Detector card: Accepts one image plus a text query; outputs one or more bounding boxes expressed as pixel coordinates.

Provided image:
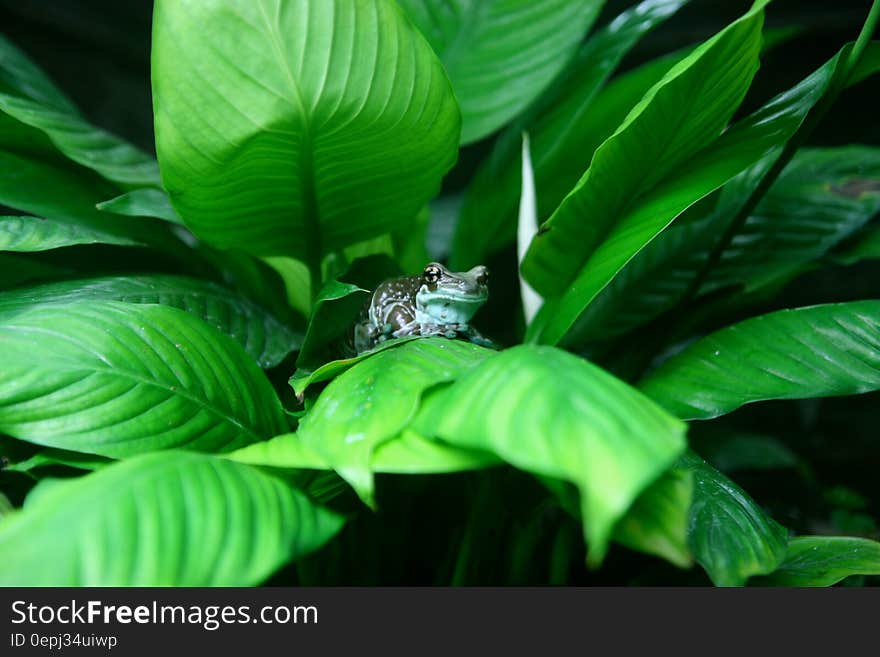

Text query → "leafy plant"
[1,0,879,586]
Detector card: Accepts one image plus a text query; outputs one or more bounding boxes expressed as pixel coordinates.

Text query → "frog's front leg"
[385,304,420,339]
[458,324,496,348]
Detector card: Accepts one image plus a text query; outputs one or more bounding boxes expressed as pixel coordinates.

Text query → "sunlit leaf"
[414,345,687,564]
[153,0,460,258]
[0,274,300,368]
[0,451,343,585]
[228,428,500,475]
[296,338,492,505]
[0,301,288,456]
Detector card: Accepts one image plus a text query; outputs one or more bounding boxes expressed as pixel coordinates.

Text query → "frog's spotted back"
[352,262,492,354]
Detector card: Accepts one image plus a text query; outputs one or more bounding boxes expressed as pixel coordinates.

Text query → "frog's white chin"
[415,300,482,325]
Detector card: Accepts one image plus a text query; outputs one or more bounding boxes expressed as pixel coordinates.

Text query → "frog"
[353,262,492,354]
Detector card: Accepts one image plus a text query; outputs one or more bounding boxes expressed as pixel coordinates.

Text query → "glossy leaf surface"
[681,451,788,586]
[0,215,139,251]
[0,451,343,585]
[453,0,690,267]
[297,338,492,504]
[0,275,300,368]
[640,302,880,420]
[414,345,687,563]
[522,0,769,297]
[152,0,460,258]
[754,536,880,586]
[0,301,288,456]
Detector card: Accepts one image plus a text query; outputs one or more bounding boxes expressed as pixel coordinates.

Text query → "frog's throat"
[415,289,487,325]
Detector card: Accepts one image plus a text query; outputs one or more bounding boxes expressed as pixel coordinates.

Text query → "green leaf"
[152,0,460,259]
[0,451,343,585]
[0,151,170,246]
[397,0,603,144]
[96,188,184,225]
[681,451,788,586]
[5,448,109,473]
[413,345,687,564]
[612,465,693,569]
[0,34,78,114]
[296,279,368,367]
[261,256,313,319]
[453,0,690,267]
[296,338,492,505]
[834,224,880,265]
[753,536,880,586]
[708,145,880,293]
[523,0,769,298]
[228,428,500,475]
[528,40,859,347]
[0,301,288,457]
[0,274,300,368]
[639,302,880,420]
[0,215,140,251]
[573,144,880,342]
[289,335,422,396]
[0,35,160,188]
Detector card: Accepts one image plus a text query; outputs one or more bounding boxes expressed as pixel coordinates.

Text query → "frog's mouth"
[416,289,487,324]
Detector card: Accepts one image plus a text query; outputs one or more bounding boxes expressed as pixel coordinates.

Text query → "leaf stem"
[847,0,880,80]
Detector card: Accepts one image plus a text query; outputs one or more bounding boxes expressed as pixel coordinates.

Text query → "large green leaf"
[228,428,500,474]
[0,35,160,188]
[152,0,460,259]
[527,39,860,347]
[0,274,300,368]
[0,215,140,251]
[0,301,288,456]
[639,302,880,420]
[681,451,788,586]
[753,536,880,586]
[0,451,343,585]
[295,338,492,505]
[453,0,690,268]
[397,0,602,144]
[413,345,687,563]
[522,0,768,298]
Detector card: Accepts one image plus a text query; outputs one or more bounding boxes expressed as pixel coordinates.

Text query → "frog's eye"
[476,268,490,286]
[423,265,442,283]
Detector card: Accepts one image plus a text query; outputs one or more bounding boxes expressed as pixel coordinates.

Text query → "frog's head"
[415,262,489,325]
